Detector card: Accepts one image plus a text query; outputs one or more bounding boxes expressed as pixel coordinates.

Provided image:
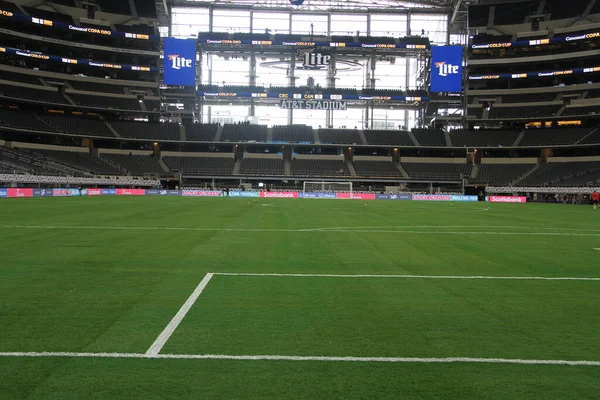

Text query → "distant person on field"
[592,191,599,210]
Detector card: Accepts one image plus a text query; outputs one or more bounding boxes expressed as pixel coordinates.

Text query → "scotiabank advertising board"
[336,193,376,200]
[488,196,527,203]
[7,188,33,198]
[260,191,299,199]
[116,189,145,196]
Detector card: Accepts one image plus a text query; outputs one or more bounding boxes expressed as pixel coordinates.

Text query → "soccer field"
[0,197,599,399]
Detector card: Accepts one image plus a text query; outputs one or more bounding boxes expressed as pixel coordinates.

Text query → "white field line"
[0,352,598,366]
[2,225,600,237]
[214,272,600,281]
[145,273,214,356]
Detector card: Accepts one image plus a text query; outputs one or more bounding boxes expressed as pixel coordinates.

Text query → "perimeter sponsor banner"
[164,38,196,86]
[376,194,412,200]
[34,188,54,197]
[86,188,103,196]
[229,191,260,198]
[116,189,145,196]
[0,188,7,197]
[302,192,337,199]
[146,190,182,196]
[430,46,463,93]
[336,193,376,200]
[52,188,80,197]
[260,191,300,199]
[413,194,477,202]
[182,190,221,197]
[7,188,33,198]
[102,189,116,195]
[280,100,347,110]
[487,196,527,203]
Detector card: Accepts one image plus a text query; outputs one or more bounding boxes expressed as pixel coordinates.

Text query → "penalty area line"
[145,273,214,356]
[0,352,598,366]
[213,272,600,281]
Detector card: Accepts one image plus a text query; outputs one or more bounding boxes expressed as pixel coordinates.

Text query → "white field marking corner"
[0,352,598,366]
[145,273,214,356]
[213,272,600,281]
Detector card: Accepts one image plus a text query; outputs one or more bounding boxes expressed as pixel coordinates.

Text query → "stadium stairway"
[232,160,242,175]
[395,161,409,178]
[346,160,357,177]
[513,129,526,146]
[284,159,291,175]
[62,93,76,106]
[313,128,321,144]
[511,162,540,185]
[444,130,452,147]
[105,122,121,138]
[266,127,273,142]
[139,101,148,112]
[408,130,420,146]
[215,125,224,141]
[357,130,368,145]
[575,126,600,144]
[470,164,478,180]
[179,125,186,141]
[158,157,171,174]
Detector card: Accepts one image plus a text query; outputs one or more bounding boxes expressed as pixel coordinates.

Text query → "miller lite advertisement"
[430,46,463,93]
[164,38,196,86]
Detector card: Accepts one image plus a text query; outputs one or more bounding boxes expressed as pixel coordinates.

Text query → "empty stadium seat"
[402,163,472,180]
[353,161,403,177]
[451,129,521,147]
[363,130,414,146]
[472,164,536,185]
[291,159,350,176]
[184,123,219,141]
[272,125,313,143]
[111,121,180,141]
[411,129,446,146]
[239,158,284,175]
[318,129,362,145]
[222,124,268,142]
[163,156,235,175]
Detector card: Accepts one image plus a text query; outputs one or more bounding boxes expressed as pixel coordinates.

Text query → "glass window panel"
[213,9,251,33]
[253,12,289,34]
[372,57,408,90]
[171,7,209,38]
[210,56,250,86]
[291,14,327,35]
[369,14,408,37]
[204,105,249,124]
[372,109,406,130]
[331,14,367,36]
[256,106,289,127]
[293,109,327,128]
[256,56,293,88]
[335,56,366,89]
[331,109,364,129]
[410,13,448,46]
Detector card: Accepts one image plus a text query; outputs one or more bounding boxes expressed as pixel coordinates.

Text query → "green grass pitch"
[0,197,599,399]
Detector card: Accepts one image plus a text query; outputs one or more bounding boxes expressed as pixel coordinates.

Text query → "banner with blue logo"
[376,194,412,200]
[430,46,463,93]
[0,188,7,197]
[164,38,196,86]
[229,191,260,198]
[302,192,337,199]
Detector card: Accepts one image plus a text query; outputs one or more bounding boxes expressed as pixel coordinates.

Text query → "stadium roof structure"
[176,0,452,11]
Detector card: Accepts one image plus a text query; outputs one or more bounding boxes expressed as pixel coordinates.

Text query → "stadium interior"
[0,0,599,194]
[2,1,600,398]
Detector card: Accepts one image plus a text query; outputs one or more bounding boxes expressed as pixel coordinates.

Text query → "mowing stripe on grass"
[2,225,600,236]
[214,272,600,281]
[145,273,214,356]
[0,352,599,366]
